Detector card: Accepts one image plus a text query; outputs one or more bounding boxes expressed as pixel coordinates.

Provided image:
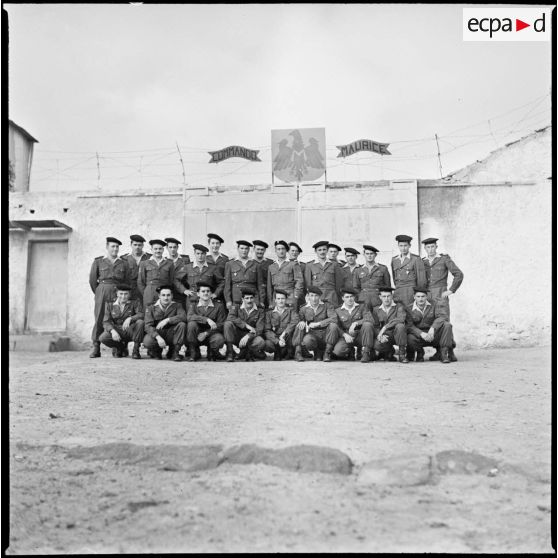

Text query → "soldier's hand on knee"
[343,333,354,343]
[111,329,121,342]
[278,337,286,347]
[420,332,429,342]
[239,334,250,348]
[198,332,209,342]
[122,317,132,332]
[206,318,217,330]
[156,335,166,348]
[246,325,256,335]
[297,321,306,331]
[156,318,170,330]
[348,324,357,336]
[379,334,388,344]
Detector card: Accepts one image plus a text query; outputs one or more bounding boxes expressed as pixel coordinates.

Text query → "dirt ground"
[7,346,554,554]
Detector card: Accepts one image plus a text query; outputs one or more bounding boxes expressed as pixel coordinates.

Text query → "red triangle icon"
[516,19,530,31]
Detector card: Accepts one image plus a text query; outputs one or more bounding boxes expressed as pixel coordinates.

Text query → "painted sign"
[271,128,326,183]
[336,139,391,158]
[208,145,261,163]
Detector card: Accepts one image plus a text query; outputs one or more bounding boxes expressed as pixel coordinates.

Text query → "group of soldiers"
[89,232,463,364]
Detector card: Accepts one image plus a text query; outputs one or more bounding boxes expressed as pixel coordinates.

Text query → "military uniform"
[120,252,151,300]
[167,254,191,306]
[254,257,274,307]
[330,303,375,359]
[263,306,299,359]
[341,263,362,293]
[206,253,229,281]
[423,253,463,311]
[371,302,407,357]
[175,261,224,305]
[89,256,130,345]
[406,300,454,361]
[99,299,144,354]
[224,258,265,306]
[142,300,187,357]
[224,303,266,358]
[137,257,176,309]
[267,259,304,310]
[356,263,392,309]
[292,300,338,358]
[304,260,344,307]
[186,299,227,359]
[391,253,426,306]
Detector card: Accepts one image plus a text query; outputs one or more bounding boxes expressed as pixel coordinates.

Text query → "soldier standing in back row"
[88,237,130,358]
[391,234,426,307]
[252,240,273,307]
[304,240,344,307]
[267,240,304,311]
[288,241,307,308]
[357,245,392,309]
[224,240,266,308]
[341,247,362,292]
[120,234,150,301]
[137,239,176,308]
[165,237,190,307]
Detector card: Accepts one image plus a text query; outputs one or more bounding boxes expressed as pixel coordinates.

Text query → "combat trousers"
[91,283,117,343]
[407,321,454,350]
[263,330,294,354]
[223,322,265,352]
[186,322,225,350]
[292,323,338,351]
[359,289,381,309]
[393,285,415,307]
[143,322,187,350]
[427,286,451,318]
[99,320,145,348]
[332,322,375,358]
[374,323,407,353]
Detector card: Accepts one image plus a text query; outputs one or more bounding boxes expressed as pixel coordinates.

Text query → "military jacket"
[267,260,304,302]
[406,301,448,335]
[357,263,392,292]
[422,254,464,292]
[341,264,362,292]
[144,301,187,336]
[120,252,151,288]
[224,259,265,304]
[297,301,336,329]
[89,256,130,293]
[264,307,298,338]
[304,260,344,304]
[137,258,175,295]
[186,300,227,332]
[371,303,406,332]
[391,253,427,289]
[206,253,229,276]
[103,299,143,331]
[334,303,371,333]
[175,262,224,300]
[226,304,265,336]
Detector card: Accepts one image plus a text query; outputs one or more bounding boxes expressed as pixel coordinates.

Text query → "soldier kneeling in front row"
[186,281,227,362]
[264,289,299,361]
[99,284,144,359]
[406,286,456,363]
[143,285,187,361]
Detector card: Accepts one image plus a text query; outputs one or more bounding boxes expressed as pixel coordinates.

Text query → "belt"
[100,280,117,284]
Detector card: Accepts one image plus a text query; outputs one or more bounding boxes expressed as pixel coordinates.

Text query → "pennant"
[208,145,261,163]
[336,139,391,158]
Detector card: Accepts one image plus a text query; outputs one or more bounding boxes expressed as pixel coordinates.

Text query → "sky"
[6,4,553,191]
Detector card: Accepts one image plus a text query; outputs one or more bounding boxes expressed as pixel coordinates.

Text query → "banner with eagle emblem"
[271,128,326,183]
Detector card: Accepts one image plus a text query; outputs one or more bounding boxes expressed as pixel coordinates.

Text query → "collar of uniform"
[234,257,252,263]
[210,252,222,259]
[166,255,180,263]
[399,254,410,261]
[380,302,397,312]
[193,261,208,269]
[427,254,438,262]
[412,300,431,312]
[150,255,164,264]
[343,263,359,269]
[114,300,128,309]
[273,306,287,314]
[312,258,329,265]
[364,262,378,269]
[274,258,287,266]
[240,302,257,314]
[303,301,324,309]
[154,299,172,310]
[197,299,214,308]
[341,303,357,313]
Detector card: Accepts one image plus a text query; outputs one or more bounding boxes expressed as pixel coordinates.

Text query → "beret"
[115,284,131,291]
[149,239,167,247]
[341,287,358,295]
[395,234,413,243]
[312,240,329,249]
[307,286,323,296]
[413,286,428,294]
[129,234,146,243]
[237,240,253,247]
[192,243,209,252]
[156,284,174,293]
[289,242,303,253]
[274,289,289,297]
[240,287,256,296]
[421,237,439,245]
[106,236,122,245]
[207,233,224,243]
[362,245,379,253]
[196,281,214,291]
[164,237,181,245]
[344,247,360,255]
[378,285,394,293]
[252,240,269,249]
[327,243,342,251]
[274,240,289,250]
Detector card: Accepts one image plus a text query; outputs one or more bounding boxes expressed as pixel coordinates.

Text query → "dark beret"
[196,281,214,291]
[149,239,167,247]
[421,237,439,245]
[274,289,289,297]
[289,242,303,253]
[192,243,209,252]
[327,243,342,251]
[115,284,131,291]
[106,237,122,245]
[164,237,181,245]
[252,240,269,249]
[344,247,360,255]
[156,284,174,293]
[395,234,413,243]
[207,233,224,243]
[341,287,358,296]
[307,286,323,296]
[237,240,253,247]
[378,285,394,293]
[129,234,146,243]
[413,286,428,294]
[274,240,289,250]
[312,240,329,249]
[240,287,256,297]
[363,245,379,253]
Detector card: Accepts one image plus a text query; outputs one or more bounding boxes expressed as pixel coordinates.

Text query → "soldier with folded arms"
[372,285,409,363]
[406,286,456,364]
[142,285,187,362]
[263,289,299,361]
[98,284,144,359]
[185,282,227,362]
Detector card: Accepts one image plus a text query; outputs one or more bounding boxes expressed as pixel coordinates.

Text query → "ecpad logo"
[463,8,551,41]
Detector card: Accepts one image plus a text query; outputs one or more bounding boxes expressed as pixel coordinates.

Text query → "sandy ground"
[8,346,554,554]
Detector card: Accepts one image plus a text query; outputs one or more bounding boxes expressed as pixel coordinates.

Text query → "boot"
[131,343,141,359]
[121,344,129,357]
[89,342,101,358]
[415,348,425,363]
[440,347,451,363]
[301,346,312,359]
[360,348,371,363]
[153,347,163,360]
[273,349,281,361]
[323,344,333,362]
[187,343,198,362]
[313,348,323,361]
[356,346,362,361]
[294,346,304,362]
[449,348,458,362]
[406,348,415,362]
[346,344,355,361]
[429,350,441,361]
[166,344,174,360]
[386,350,397,362]
[226,343,235,362]
[398,346,409,363]
[112,347,120,358]
[172,346,182,362]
